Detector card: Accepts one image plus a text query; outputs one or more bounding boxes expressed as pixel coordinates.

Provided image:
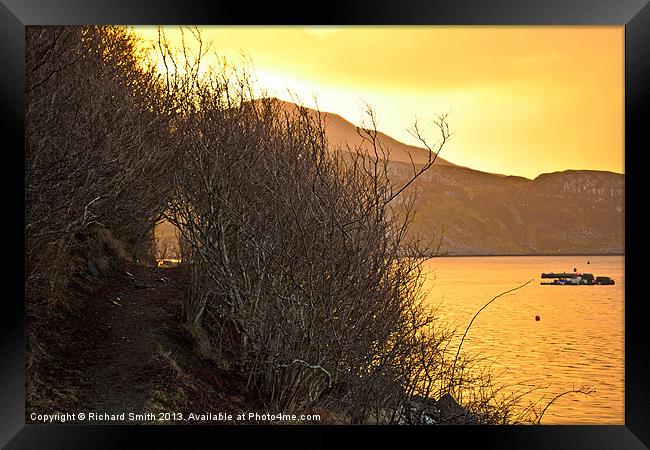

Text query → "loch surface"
[422,255,624,424]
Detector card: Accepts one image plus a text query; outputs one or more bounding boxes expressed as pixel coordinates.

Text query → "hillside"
[284,100,625,256]
[276,99,458,167]
[396,165,624,255]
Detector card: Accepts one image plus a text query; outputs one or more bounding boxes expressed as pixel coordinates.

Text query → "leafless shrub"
[26,26,182,306]
[25,25,187,410]
[156,32,458,419]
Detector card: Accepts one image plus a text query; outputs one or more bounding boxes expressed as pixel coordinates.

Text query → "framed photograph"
[3,0,648,448]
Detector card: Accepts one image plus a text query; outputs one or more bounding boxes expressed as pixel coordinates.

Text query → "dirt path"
[70,263,182,421]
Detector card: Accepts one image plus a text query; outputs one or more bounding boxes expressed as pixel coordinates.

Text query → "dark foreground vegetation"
[26,26,590,425]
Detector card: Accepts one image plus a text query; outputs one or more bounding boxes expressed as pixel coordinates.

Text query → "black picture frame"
[2,0,648,448]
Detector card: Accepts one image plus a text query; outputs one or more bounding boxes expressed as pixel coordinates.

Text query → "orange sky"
[134,26,624,179]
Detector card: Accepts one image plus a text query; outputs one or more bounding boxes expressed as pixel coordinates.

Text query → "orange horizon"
[134,26,624,180]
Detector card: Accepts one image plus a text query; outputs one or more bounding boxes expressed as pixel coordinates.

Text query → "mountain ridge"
[278,100,624,256]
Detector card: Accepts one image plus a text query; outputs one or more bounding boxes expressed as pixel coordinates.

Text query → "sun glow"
[134,26,624,179]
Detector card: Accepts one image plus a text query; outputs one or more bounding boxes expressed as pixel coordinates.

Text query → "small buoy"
[587,260,591,264]
[535,315,541,321]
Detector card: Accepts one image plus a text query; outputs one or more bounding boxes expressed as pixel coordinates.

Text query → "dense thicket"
[25,26,185,408]
[26,26,182,301]
[161,53,469,420]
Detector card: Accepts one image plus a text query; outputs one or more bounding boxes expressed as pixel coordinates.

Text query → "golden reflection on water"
[422,255,624,424]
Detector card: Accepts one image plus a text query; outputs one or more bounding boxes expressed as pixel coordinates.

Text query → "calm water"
[421,255,624,424]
